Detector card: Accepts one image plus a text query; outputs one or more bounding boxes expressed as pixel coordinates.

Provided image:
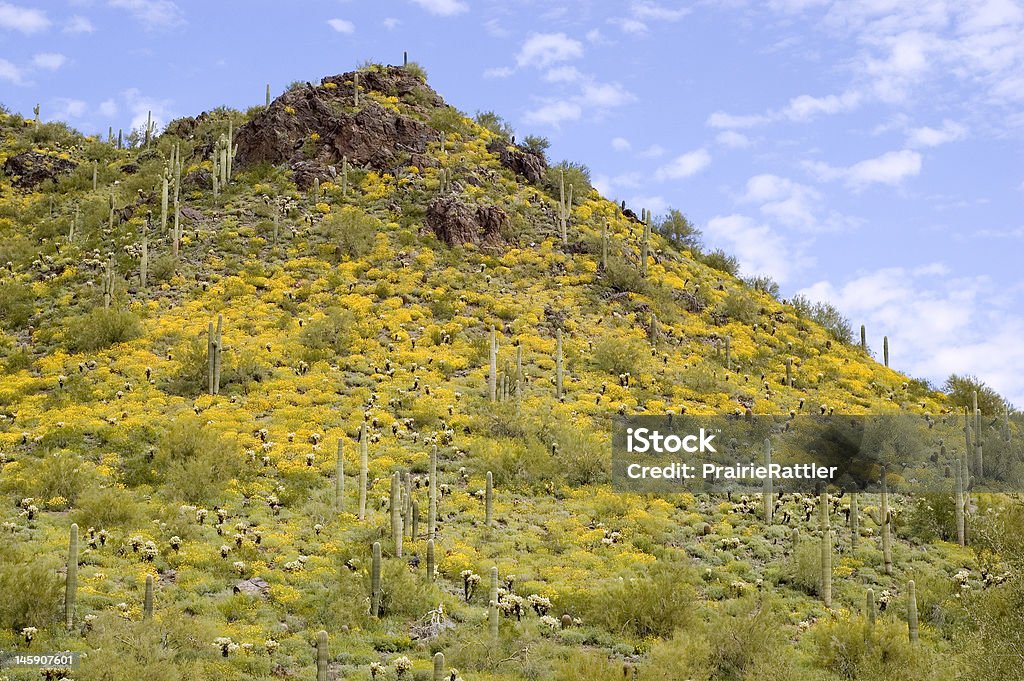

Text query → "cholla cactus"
[461,570,480,602]
[213,637,239,657]
[393,656,412,678]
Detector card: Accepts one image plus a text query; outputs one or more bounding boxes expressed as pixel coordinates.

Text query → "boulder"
[487,140,546,184]
[426,195,508,248]
[3,151,77,189]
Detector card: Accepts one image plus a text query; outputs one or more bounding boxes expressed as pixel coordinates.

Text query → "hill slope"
[0,64,1021,681]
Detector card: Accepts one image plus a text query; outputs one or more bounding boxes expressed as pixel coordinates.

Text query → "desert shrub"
[943,374,1006,416]
[0,281,34,329]
[582,562,697,638]
[791,294,853,344]
[73,484,143,529]
[64,307,142,352]
[161,335,207,396]
[905,494,957,543]
[522,134,550,157]
[403,60,428,82]
[155,416,239,503]
[601,257,647,294]
[428,107,471,136]
[475,110,513,139]
[3,345,32,373]
[1,449,99,508]
[781,541,822,597]
[0,543,62,631]
[697,249,740,276]
[313,206,379,259]
[716,289,759,324]
[553,651,629,681]
[471,435,559,489]
[744,274,781,299]
[812,616,921,680]
[591,334,648,376]
[544,161,591,204]
[150,253,178,282]
[655,208,701,250]
[368,557,436,619]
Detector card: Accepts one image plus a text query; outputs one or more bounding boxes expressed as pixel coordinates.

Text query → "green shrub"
[428,107,471,136]
[697,249,740,276]
[314,207,379,260]
[475,110,513,139]
[812,616,921,680]
[591,334,648,376]
[601,257,647,294]
[791,294,853,344]
[544,161,591,204]
[581,562,696,638]
[155,416,239,503]
[0,544,62,631]
[744,274,781,299]
[73,484,143,529]
[716,289,759,324]
[655,208,701,251]
[522,135,550,157]
[0,281,34,329]
[65,307,142,352]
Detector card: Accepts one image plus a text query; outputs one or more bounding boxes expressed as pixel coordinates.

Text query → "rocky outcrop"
[233,66,442,186]
[487,140,546,184]
[3,151,77,189]
[426,195,508,247]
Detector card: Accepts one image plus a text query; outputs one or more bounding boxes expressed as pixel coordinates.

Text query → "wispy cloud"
[716,130,751,148]
[63,15,95,34]
[32,52,66,71]
[610,1,690,35]
[806,149,922,189]
[706,214,812,284]
[409,0,468,17]
[516,33,583,69]
[108,0,184,29]
[522,100,581,126]
[906,119,967,148]
[655,149,711,180]
[0,58,23,84]
[0,2,49,33]
[326,18,354,34]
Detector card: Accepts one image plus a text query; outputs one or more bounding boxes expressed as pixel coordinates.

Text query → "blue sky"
[2,0,1023,406]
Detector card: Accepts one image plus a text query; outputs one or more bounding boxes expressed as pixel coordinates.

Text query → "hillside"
[0,63,1021,681]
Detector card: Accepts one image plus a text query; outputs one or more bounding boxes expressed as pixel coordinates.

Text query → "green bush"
[314,207,379,260]
[0,281,34,329]
[716,289,759,324]
[791,294,853,344]
[591,334,648,376]
[475,110,513,139]
[601,257,647,294]
[698,249,740,276]
[65,307,142,352]
[0,543,62,631]
[73,484,142,529]
[581,562,696,638]
[155,416,239,503]
[812,616,921,680]
[655,208,701,251]
[544,161,591,204]
[428,107,471,136]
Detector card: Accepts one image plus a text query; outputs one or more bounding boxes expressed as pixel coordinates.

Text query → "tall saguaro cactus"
[144,574,154,620]
[866,588,876,627]
[391,472,403,557]
[883,335,889,367]
[426,539,436,583]
[555,329,564,400]
[955,459,966,546]
[370,541,382,617]
[489,566,499,639]
[860,324,867,351]
[433,652,445,681]
[335,439,345,512]
[820,490,832,608]
[65,523,79,629]
[488,326,497,402]
[316,630,329,681]
[850,492,859,551]
[762,439,773,523]
[907,580,919,643]
[485,471,494,527]
[207,315,223,395]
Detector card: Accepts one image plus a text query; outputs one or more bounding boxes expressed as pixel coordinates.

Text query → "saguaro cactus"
[860,324,867,351]
[65,523,79,628]
[555,329,564,399]
[558,170,571,244]
[601,218,609,270]
[725,335,732,371]
[207,315,223,395]
[955,460,965,547]
[866,588,876,626]
[907,580,919,643]
[433,652,445,681]
[160,175,169,233]
[640,211,651,277]
[391,473,403,557]
[316,630,329,681]
[102,257,115,308]
[426,538,436,583]
[370,541,382,617]
[358,422,368,521]
[266,83,271,107]
[489,566,499,639]
[144,574,154,620]
[485,471,494,527]
[762,439,773,523]
[820,492,832,608]
[850,492,859,551]
[883,335,889,367]
[785,357,793,387]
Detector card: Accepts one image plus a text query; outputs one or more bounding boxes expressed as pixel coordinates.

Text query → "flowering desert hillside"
[0,63,1021,681]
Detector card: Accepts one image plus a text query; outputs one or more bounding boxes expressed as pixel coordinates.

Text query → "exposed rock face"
[3,151,77,189]
[233,66,442,185]
[426,195,508,247]
[487,140,546,184]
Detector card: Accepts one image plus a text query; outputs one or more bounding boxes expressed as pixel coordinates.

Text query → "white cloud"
[0,2,49,33]
[638,144,665,158]
[326,18,354,33]
[585,28,603,43]
[716,130,750,148]
[32,52,66,70]
[409,0,467,16]
[483,66,513,79]
[516,32,583,69]
[907,119,967,147]
[807,150,922,189]
[0,58,23,84]
[741,174,824,231]
[383,17,399,29]
[611,137,631,152]
[782,90,861,121]
[580,82,634,108]
[63,15,94,34]
[706,214,808,284]
[614,18,648,34]
[98,99,118,117]
[53,98,87,119]
[123,87,174,133]
[655,149,711,180]
[544,65,582,83]
[631,1,690,21]
[706,111,771,128]
[523,100,581,126]
[798,266,1024,407]
[108,0,184,29]
[626,194,669,216]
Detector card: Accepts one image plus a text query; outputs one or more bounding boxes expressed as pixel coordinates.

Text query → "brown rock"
[487,140,546,184]
[426,195,508,248]
[3,151,77,189]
